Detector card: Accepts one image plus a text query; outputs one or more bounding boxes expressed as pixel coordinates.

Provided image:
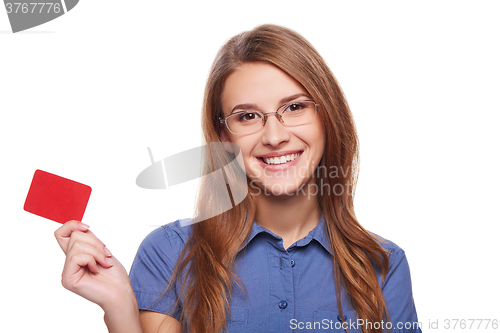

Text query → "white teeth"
[264,153,301,165]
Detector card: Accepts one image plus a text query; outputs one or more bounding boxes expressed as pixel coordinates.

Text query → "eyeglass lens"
[226,100,316,135]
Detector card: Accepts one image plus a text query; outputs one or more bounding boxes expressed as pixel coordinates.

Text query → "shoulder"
[370,232,405,259]
[370,232,410,275]
[369,232,415,288]
[141,218,193,247]
[134,219,193,264]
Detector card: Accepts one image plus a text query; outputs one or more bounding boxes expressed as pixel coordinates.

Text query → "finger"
[66,240,114,269]
[62,253,99,291]
[67,229,112,259]
[54,220,90,254]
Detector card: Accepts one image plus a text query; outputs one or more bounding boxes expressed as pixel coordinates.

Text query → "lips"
[255,150,303,170]
[261,152,301,165]
[256,150,303,159]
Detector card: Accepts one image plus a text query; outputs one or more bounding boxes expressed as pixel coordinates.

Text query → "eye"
[237,112,261,122]
[285,102,306,112]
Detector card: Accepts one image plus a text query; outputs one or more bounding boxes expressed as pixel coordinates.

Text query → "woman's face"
[220,62,326,196]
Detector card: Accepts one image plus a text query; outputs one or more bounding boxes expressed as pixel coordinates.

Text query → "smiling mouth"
[259,151,303,165]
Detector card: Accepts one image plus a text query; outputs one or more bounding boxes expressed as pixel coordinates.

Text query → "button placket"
[266,242,294,330]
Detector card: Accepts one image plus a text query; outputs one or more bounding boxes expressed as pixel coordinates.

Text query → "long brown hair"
[167,24,390,333]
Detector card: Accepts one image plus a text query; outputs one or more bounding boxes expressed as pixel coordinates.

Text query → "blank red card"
[24,170,92,224]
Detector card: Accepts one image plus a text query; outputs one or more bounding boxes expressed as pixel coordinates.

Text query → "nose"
[260,113,290,147]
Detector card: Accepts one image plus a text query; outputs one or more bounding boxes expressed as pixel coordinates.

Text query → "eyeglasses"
[219,100,318,135]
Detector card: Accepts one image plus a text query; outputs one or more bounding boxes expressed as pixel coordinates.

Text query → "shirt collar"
[238,212,333,255]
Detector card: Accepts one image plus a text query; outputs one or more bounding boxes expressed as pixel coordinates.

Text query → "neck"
[254,183,321,249]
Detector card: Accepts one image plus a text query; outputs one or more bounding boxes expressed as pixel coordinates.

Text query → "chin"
[248,178,306,197]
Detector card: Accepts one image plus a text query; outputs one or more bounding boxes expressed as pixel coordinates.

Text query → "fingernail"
[78,222,90,230]
[103,246,112,257]
[105,257,114,266]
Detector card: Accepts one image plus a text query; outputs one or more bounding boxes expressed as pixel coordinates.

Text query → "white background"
[1,1,499,332]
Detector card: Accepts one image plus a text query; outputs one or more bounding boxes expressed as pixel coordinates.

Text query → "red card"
[24,170,92,224]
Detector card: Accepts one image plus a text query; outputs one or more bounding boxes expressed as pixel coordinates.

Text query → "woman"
[55,24,421,333]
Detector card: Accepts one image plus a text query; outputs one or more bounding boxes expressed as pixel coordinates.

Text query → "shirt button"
[290,259,295,267]
[278,300,288,310]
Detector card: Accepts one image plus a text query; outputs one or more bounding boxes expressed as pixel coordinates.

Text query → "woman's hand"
[54,220,134,312]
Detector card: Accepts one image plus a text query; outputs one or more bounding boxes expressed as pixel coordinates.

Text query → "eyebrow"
[230,93,311,114]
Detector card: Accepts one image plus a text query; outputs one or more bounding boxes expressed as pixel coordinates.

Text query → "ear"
[220,128,235,154]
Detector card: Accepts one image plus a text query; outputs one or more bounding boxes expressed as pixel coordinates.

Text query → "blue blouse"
[129,215,422,333]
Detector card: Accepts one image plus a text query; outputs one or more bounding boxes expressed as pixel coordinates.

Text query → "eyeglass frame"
[218,99,319,135]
